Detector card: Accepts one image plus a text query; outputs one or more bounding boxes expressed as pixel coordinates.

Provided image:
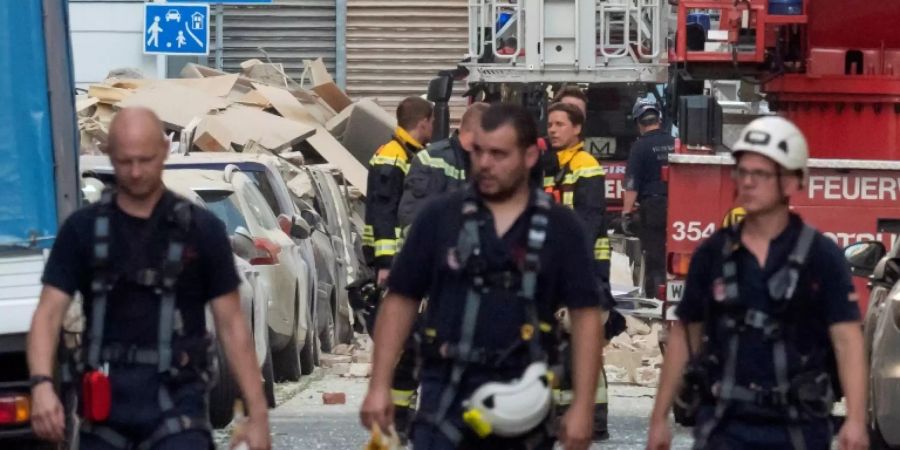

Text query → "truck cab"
[0,0,79,444]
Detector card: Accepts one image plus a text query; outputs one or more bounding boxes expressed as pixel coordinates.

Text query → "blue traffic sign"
[175,1,273,3]
[143,3,209,56]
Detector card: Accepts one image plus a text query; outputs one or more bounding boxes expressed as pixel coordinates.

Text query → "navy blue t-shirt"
[388,189,608,379]
[624,129,674,200]
[676,214,860,389]
[42,191,240,347]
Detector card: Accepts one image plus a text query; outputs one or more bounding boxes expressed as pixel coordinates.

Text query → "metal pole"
[335,0,347,89]
[215,4,224,70]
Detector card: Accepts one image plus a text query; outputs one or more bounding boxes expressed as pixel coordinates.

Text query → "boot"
[394,405,414,445]
[593,403,610,441]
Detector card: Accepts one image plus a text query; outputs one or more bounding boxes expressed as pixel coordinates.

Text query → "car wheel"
[335,289,355,345]
[318,290,337,353]
[262,347,276,408]
[273,288,303,382]
[209,345,239,428]
[300,302,319,375]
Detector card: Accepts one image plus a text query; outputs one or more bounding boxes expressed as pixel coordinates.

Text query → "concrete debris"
[332,344,354,356]
[322,392,347,405]
[106,67,144,80]
[75,60,381,189]
[319,354,352,369]
[346,363,372,378]
[328,363,351,376]
[624,314,651,336]
[351,351,372,364]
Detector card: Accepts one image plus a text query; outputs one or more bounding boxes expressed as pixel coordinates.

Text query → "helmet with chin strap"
[732,116,809,176]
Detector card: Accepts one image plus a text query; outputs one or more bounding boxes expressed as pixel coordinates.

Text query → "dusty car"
[844,239,900,449]
[163,166,316,382]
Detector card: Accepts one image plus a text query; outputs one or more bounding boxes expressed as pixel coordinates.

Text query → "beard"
[474,170,528,202]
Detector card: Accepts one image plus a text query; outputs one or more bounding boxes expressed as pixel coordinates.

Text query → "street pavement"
[262,372,695,449]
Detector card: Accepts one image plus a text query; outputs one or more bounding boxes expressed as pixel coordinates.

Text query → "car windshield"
[196,191,248,234]
[241,182,280,231]
[243,170,282,216]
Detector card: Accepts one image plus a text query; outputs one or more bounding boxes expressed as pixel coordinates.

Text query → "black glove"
[604,309,627,341]
[621,212,638,236]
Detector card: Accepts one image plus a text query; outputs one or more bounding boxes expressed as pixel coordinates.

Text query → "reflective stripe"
[558,166,605,185]
[374,239,398,257]
[594,238,611,261]
[562,192,574,207]
[542,177,555,188]
[369,155,411,174]
[418,152,466,180]
[391,389,416,407]
[362,225,374,246]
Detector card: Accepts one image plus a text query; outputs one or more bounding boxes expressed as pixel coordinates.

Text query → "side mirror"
[278,214,311,240]
[231,226,255,260]
[844,241,886,278]
[300,209,321,228]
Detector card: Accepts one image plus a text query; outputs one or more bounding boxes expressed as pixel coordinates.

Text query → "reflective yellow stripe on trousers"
[391,389,416,408]
[594,237,611,261]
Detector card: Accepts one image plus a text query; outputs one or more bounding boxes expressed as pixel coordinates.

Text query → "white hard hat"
[462,362,552,437]
[732,116,808,174]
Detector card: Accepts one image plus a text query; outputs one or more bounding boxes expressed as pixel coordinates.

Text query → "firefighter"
[398,102,490,229]
[27,108,271,450]
[360,103,612,450]
[646,117,869,450]
[543,101,615,442]
[622,97,674,298]
[364,96,434,283]
[363,96,434,442]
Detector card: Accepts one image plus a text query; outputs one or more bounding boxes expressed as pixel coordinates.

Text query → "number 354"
[671,221,716,241]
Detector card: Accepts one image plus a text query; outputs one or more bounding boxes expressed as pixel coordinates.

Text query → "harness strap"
[422,189,553,445]
[87,191,114,369]
[81,415,211,450]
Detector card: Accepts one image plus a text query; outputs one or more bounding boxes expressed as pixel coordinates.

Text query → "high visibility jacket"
[543,142,611,285]
[364,127,425,269]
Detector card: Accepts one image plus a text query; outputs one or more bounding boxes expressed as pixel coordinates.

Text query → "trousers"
[639,196,667,298]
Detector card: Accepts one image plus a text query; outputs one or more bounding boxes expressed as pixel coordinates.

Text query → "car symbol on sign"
[165,9,181,22]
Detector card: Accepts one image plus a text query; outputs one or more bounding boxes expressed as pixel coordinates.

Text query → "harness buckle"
[135,269,160,287]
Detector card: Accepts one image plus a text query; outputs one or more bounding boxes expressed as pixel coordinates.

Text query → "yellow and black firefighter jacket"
[542,142,611,285]
[363,127,425,269]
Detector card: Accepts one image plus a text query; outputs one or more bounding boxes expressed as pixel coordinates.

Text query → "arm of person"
[623,190,638,216]
[568,306,604,412]
[649,321,702,422]
[368,160,407,273]
[211,292,269,420]
[27,286,73,443]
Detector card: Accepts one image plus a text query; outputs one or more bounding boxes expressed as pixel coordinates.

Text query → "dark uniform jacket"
[624,128,674,201]
[363,127,425,269]
[397,134,470,229]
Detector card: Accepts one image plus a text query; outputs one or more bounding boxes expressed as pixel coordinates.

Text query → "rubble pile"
[76,58,399,195]
[605,315,664,387]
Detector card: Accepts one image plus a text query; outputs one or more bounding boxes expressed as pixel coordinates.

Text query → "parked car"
[78,163,276,428]
[161,166,316,380]
[166,152,350,351]
[844,239,900,449]
[280,159,364,344]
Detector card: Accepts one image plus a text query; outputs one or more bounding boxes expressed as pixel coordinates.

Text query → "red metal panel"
[666,161,900,316]
[807,0,900,50]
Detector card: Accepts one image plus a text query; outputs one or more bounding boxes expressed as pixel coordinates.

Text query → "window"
[240,183,279,231]
[198,191,248,234]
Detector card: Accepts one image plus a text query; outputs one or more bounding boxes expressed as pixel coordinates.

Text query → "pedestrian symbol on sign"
[191,12,205,30]
[147,16,163,48]
[176,31,187,48]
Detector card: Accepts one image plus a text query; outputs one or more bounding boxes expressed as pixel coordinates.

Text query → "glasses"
[731,167,778,183]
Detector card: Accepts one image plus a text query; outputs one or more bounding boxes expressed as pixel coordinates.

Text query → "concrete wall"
[69,1,165,87]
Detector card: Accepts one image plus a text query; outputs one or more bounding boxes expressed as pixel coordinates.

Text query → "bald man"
[27,108,271,450]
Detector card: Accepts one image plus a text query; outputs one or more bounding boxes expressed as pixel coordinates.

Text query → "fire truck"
[662,0,900,326]
[427,0,673,298]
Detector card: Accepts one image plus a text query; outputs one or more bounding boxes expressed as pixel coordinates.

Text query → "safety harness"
[691,223,831,450]
[419,188,553,446]
[79,190,215,450]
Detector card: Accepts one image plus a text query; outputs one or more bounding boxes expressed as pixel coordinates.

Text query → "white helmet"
[733,116,809,174]
[462,362,553,437]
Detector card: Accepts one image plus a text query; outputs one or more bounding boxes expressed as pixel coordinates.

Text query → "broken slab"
[117,83,228,130]
[305,129,367,195]
[252,82,322,124]
[172,74,239,97]
[192,115,233,152]
[305,58,352,113]
[329,99,396,167]
[213,105,316,152]
[88,85,132,104]
[236,89,272,108]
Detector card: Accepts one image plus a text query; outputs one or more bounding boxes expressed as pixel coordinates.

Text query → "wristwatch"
[29,375,53,388]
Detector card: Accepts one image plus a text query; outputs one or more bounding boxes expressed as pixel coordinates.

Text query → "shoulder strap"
[767,224,816,304]
[157,196,193,373]
[521,190,552,362]
[87,189,115,369]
